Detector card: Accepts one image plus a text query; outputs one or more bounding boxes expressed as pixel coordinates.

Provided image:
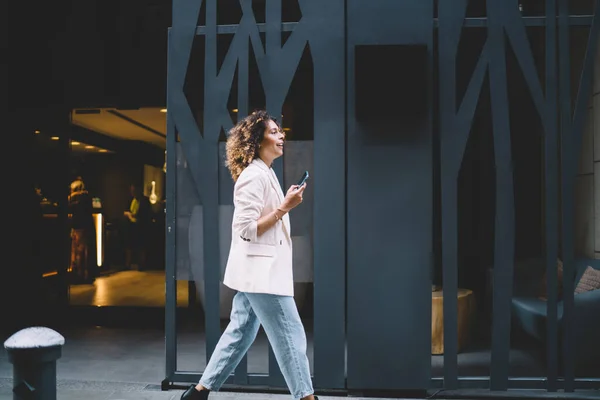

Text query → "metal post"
[4,327,65,400]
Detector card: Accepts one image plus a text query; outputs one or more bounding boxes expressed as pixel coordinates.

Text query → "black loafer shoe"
[181,384,209,400]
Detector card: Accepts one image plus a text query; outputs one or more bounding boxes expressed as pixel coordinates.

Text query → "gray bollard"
[4,327,65,400]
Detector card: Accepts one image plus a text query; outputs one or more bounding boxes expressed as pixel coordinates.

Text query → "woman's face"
[258,119,285,164]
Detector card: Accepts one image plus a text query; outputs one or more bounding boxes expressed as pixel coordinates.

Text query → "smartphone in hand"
[296,171,309,187]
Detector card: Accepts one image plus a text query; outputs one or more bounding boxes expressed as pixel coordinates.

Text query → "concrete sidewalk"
[0,379,287,400]
[0,379,422,400]
[1,378,599,400]
[1,326,598,400]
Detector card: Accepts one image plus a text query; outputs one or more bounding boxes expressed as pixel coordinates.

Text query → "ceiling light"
[71,141,80,145]
[283,128,291,131]
[99,149,108,153]
[232,109,238,113]
[34,130,41,134]
[51,137,59,140]
[85,145,94,149]
[160,108,167,113]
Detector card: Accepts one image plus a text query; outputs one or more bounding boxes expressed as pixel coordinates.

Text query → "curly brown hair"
[225,110,281,181]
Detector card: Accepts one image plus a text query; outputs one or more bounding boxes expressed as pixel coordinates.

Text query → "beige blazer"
[223,158,294,296]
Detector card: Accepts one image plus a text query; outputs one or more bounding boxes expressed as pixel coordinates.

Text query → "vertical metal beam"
[266,0,282,53]
[168,0,206,378]
[497,0,561,391]
[237,39,249,118]
[440,186,458,391]
[203,0,222,362]
[233,24,249,387]
[487,0,515,391]
[571,5,600,148]
[557,0,574,391]
[346,0,433,390]
[266,0,285,191]
[265,9,285,390]
[307,0,347,389]
[265,0,287,387]
[170,0,212,382]
[59,112,72,310]
[437,0,464,385]
[165,29,178,381]
[438,0,489,390]
[544,0,559,392]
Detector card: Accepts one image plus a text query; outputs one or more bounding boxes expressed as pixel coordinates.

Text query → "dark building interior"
[7,0,173,333]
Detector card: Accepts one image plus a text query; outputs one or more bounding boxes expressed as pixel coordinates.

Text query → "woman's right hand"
[280,184,306,212]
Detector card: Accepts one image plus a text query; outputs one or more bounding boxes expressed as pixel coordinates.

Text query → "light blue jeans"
[199,292,314,399]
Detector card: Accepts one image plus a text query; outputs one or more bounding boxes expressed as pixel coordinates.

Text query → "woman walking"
[181,110,316,400]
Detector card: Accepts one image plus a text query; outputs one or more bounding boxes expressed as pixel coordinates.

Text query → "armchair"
[511,258,600,371]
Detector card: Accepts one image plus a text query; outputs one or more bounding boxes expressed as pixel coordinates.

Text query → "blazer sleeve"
[232,169,266,242]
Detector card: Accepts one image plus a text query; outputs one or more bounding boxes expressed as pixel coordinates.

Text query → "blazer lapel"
[267,168,284,203]
[251,159,291,239]
[267,168,291,239]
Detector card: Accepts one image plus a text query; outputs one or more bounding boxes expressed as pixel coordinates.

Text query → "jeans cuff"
[294,389,314,399]
[198,380,216,391]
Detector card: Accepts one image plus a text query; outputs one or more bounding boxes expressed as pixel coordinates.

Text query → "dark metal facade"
[165,0,600,395]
